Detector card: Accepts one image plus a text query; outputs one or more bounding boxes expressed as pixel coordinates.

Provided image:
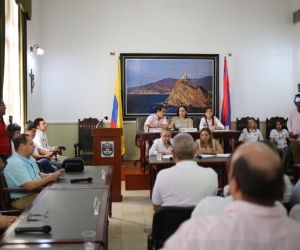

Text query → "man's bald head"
[229,142,283,206]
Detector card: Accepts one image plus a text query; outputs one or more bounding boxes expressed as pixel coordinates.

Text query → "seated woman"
[169,106,193,130]
[199,107,225,130]
[194,127,224,155]
[238,117,264,143]
[270,120,291,174]
[149,127,173,155]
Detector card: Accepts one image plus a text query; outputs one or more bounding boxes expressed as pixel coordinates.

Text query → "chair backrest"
[236,117,260,132]
[0,171,10,210]
[190,116,201,129]
[136,116,148,132]
[265,116,288,139]
[151,206,195,249]
[78,118,99,153]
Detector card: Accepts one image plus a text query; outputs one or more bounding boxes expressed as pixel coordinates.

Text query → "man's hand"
[289,132,298,139]
[0,216,17,229]
[45,152,53,160]
[48,169,65,181]
[50,146,59,151]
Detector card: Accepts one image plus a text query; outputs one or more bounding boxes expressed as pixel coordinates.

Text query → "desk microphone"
[15,225,52,234]
[70,177,93,183]
[96,116,108,128]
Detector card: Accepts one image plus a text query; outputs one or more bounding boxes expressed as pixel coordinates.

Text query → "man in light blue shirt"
[4,134,65,210]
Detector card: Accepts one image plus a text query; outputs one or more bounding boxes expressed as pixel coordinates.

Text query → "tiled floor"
[108,181,153,250]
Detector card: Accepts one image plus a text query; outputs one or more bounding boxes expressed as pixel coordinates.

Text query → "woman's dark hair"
[7,123,21,139]
[176,106,188,118]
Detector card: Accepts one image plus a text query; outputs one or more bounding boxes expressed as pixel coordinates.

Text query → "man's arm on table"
[22,169,64,191]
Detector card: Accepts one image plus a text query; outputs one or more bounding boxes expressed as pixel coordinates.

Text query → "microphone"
[168,141,172,147]
[70,177,93,183]
[96,116,108,128]
[196,155,202,159]
[15,225,52,234]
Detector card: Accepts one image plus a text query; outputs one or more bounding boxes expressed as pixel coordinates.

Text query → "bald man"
[162,142,300,250]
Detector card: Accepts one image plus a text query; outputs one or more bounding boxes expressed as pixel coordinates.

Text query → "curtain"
[0,0,5,100]
[4,0,19,125]
[16,0,31,126]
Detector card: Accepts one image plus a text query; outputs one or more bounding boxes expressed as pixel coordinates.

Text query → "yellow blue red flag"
[110,59,125,155]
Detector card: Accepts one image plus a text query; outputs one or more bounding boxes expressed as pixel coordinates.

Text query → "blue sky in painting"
[125,59,214,88]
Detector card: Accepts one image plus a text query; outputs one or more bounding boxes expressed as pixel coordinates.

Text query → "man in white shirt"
[152,133,218,211]
[144,105,168,129]
[162,142,300,250]
[33,118,66,162]
[149,127,173,155]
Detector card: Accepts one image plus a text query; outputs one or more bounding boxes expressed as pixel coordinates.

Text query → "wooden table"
[0,189,109,249]
[137,130,241,171]
[46,165,113,217]
[0,166,114,250]
[147,155,228,198]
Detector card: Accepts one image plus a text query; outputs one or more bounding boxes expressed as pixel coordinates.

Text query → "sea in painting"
[126,94,206,115]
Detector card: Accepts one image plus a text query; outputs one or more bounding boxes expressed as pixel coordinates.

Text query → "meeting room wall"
[25,0,298,159]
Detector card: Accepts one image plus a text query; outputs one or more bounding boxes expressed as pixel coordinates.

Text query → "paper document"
[198,154,215,158]
[162,154,172,158]
[217,153,231,157]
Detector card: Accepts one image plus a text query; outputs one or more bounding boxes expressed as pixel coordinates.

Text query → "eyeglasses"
[27,211,49,221]
[162,135,171,138]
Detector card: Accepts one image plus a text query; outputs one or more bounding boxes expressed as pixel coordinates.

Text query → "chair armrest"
[58,146,66,151]
[1,210,20,216]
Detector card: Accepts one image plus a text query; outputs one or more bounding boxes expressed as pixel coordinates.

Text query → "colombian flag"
[110,59,125,155]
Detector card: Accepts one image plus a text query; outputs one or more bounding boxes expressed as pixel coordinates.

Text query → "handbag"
[62,157,84,172]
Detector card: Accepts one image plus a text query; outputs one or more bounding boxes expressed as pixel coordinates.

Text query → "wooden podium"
[91,128,122,202]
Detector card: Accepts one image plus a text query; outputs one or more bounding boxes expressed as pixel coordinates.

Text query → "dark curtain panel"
[0,0,5,100]
[16,0,31,125]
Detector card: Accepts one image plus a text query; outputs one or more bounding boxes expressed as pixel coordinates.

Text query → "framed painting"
[120,53,219,118]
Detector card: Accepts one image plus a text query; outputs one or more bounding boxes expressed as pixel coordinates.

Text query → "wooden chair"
[0,171,42,210]
[190,116,201,129]
[147,206,195,250]
[134,116,149,165]
[265,116,288,139]
[236,117,260,132]
[74,118,100,165]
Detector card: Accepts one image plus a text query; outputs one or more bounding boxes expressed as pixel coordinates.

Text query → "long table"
[0,165,113,250]
[137,130,241,171]
[147,155,228,198]
[46,165,113,217]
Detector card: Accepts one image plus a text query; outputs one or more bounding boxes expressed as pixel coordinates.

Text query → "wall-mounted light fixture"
[30,44,44,55]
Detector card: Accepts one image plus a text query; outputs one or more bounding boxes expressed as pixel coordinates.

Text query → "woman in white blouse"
[270,120,291,173]
[149,127,173,155]
[194,127,224,155]
[238,118,264,143]
[199,107,225,130]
